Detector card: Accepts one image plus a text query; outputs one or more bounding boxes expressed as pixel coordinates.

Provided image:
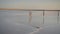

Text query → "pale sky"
[0,0,60,10]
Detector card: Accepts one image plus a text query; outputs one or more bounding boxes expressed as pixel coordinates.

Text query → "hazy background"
[0,0,60,10]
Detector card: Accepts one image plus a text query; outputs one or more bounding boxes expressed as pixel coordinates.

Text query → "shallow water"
[0,10,60,27]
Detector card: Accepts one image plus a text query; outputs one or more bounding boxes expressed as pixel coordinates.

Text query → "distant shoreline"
[0,8,60,11]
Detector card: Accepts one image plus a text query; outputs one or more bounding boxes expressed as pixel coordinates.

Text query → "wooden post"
[43,11,45,24]
[57,11,59,24]
[29,11,32,25]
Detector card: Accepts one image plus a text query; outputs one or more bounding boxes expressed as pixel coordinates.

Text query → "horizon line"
[0,8,60,11]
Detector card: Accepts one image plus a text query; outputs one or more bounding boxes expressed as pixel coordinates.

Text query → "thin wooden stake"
[57,11,59,24]
[29,11,32,25]
[43,11,45,24]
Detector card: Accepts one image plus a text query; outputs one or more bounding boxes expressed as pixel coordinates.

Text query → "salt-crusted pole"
[57,11,59,24]
[43,11,45,24]
[29,11,32,25]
